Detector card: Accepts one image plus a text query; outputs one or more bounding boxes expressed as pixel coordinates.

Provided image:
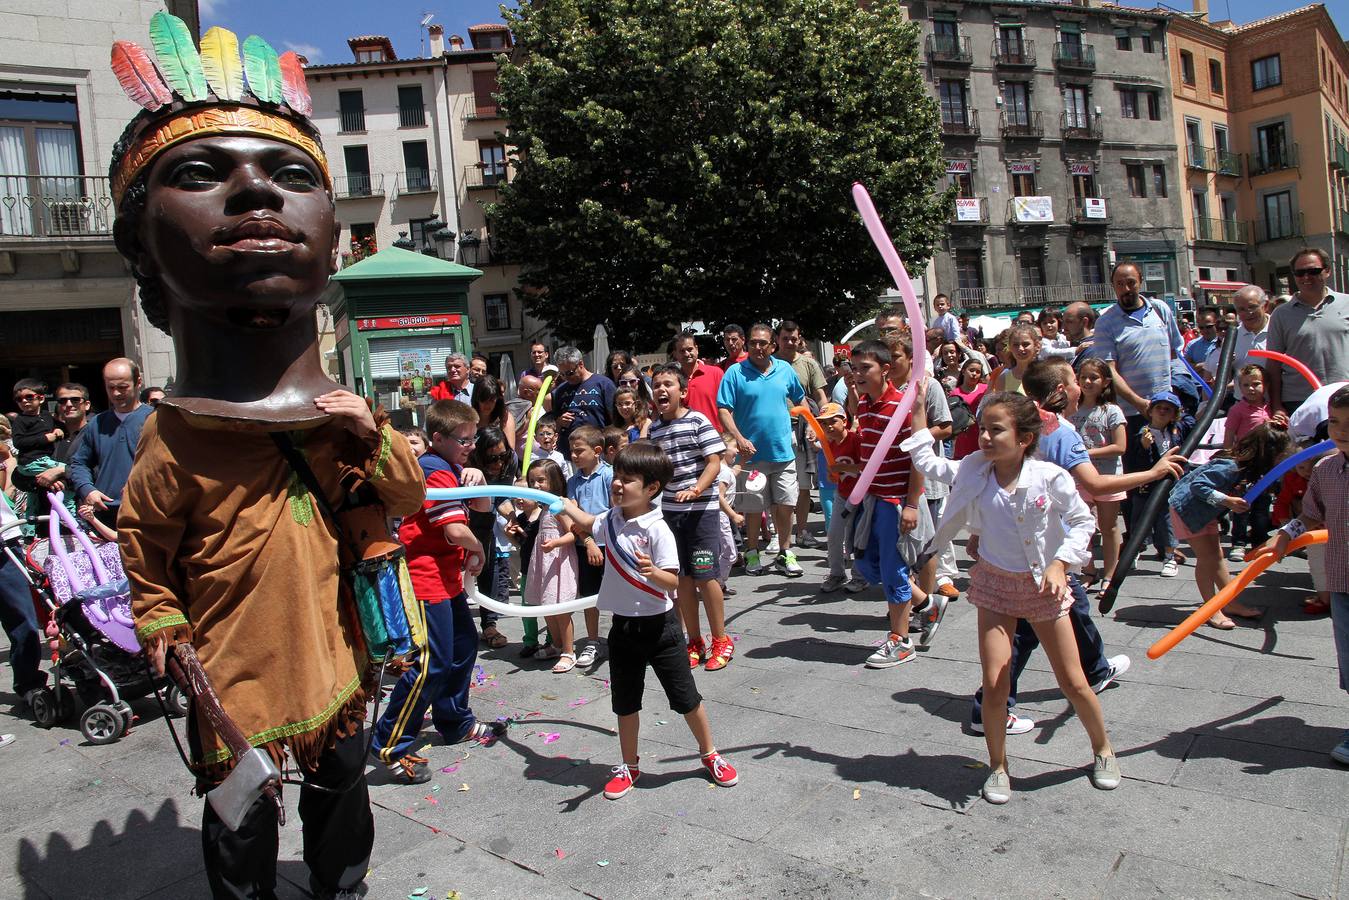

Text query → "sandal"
[552,652,577,674]
[482,626,509,649]
[1207,614,1236,630]
[1078,569,1100,589]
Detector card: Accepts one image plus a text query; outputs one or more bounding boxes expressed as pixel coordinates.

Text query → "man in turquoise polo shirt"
[717,323,806,576]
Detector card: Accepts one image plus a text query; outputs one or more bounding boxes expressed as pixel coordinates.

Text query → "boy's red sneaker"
[701,750,739,787]
[687,637,707,668]
[603,762,640,799]
[704,635,735,671]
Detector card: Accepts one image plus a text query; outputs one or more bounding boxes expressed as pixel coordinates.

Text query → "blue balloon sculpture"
[1242,439,1335,504]
[425,485,566,513]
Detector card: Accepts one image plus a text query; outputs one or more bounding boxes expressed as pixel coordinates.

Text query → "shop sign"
[946,159,973,174]
[1068,162,1094,176]
[356,313,463,331]
[1007,160,1036,175]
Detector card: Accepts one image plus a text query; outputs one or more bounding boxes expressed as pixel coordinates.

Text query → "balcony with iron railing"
[940,108,979,137]
[1060,111,1102,140]
[332,173,385,200]
[1053,42,1095,70]
[463,162,508,191]
[398,104,426,128]
[338,109,366,133]
[1069,197,1109,224]
[1193,216,1249,244]
[1000,110,1043,139]
[0,174,114,239]
[949,197,989,224]
[1006,196,1054,225]
[1255,211,1304,243]
[925,34,972,65]
[464,104,504,123]
[992,38,1036,67]
[1333,141,1349,173]
[1337,210,1349,236]
[1251,142,1298,176]
[395,168,436,197]
[953,283,1112,310]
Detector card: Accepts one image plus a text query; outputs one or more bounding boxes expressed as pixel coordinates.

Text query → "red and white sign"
[946,158,973,174]
[955,198,984,221]
[356,313,463,331]
[832,344,853,360]
[1007,160,1036,175]
[1068,161,1095,176]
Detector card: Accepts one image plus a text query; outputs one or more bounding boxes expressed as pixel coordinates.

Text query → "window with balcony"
[1252,55,1281,91]
[479,142,506,186]
[932,18,960,57]
[1071,172,1096,201]
[1063,85,1090,129]
[1019,248,1046,289]
[342,145,372,196]
[997,26,1029,65]
[1003,82,1031,127]
[1180,50,1196,86]
[402,141,431,192]
[471,70,500,117]
[1192,190,1208,221]
[397,85,425,128]
[484,293,511,331]
[939,80,970,128]
[338,90,365,133]
[1126,164,1146,198]
[1209,59,1224,95]
[1185,119,1203,166]
[955,250,984,295]
[1153,164,1168,198]
[1011,171,1036,196]
[1261,190,1296,241]
[349,222,377,260]
[1080,252,1104,285]
[0,93,95,238]
[948,170,974,197]
[1255,122,1291,172]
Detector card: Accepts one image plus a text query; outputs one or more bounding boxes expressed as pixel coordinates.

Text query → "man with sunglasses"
[1183,308,1221,379]
[31,384,92,491]
[1267,248,1349,424]
[544,346,615,449]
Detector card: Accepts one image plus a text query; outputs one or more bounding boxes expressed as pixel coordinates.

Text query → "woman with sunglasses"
[468,425,520,650]
[471,374,518,451]
[614,364,654,405]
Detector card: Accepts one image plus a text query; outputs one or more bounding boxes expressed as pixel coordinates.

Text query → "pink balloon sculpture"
[847,183,929,507]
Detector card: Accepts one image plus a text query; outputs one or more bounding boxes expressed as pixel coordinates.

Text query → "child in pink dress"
[522,459,580,672]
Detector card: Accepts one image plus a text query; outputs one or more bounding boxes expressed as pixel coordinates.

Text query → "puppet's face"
[136,134,337,330]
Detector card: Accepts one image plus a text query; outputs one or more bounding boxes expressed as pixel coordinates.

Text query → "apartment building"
[1166,2,1349,300]
[0,0,195,400]
[906,0,1187,313]
[304,24,541,377]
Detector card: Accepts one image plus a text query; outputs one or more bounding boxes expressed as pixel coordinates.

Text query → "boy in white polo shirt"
[562,441,739,799]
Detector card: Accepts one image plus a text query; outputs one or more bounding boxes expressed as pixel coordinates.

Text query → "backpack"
[947,391,975,436]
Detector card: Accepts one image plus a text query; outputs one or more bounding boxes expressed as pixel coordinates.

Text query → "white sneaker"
[1226,547,1246,563]
[971,713,1036,735]
[1160,559,1180,578]
[1091,655,1130,694]
[575,643,599,668]
[766,535,780,554]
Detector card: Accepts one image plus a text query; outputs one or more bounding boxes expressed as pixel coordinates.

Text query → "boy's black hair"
[1328,385,1349,410]
[602,425,627,452]
[652,363,688,391]
[850,339,892,366]
[615,440,674,492]
[13,377,47,396]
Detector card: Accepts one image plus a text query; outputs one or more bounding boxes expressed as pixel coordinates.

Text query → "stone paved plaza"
[2,537,1346,899]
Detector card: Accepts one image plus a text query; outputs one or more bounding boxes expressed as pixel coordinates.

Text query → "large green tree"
[490,0,950,349]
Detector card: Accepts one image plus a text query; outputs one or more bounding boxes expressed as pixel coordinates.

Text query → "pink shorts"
[1078,486,1127,505]
[1169,507,1218,540]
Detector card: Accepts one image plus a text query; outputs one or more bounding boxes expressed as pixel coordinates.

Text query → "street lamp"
[458,231,481,267]
[392,230,415,250]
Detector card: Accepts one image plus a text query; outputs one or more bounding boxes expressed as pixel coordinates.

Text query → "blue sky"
[202,0,1346,66]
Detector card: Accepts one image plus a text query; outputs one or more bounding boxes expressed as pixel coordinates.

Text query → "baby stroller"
[3,492,186,744]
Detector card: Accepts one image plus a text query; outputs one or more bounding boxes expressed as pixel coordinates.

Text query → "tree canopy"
[490,0,951,349]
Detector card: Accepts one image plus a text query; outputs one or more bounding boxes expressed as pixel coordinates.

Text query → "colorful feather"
[198,26,245,102]
[148,11,208,101]
[110,40,171,111]
[242,35,283,105]
[277,52,312,116]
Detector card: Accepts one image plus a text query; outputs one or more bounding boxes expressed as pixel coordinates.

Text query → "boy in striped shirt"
[835,339,926,669]
[648,365,733,670]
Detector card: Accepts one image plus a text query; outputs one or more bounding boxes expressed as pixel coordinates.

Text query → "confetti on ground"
[431,785,441,792]
[457,783,470,792]
[440,765,459,774]
[90,779,103,787]
[852,789,861,800]
[554,848,567,859]
[596,860,610,867]
[655,720,668,726]
[446,892,461,900]
[964,762,986,769]
[59,739,71,746]
[541,694,558,700]
[473,665,486,686]
[542,732,561,744]
[749,688,761,694]
[567,698,590,708]
[408,888,428,898]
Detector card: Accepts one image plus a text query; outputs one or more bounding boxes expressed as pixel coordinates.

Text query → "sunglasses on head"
[1293,266,1324,278]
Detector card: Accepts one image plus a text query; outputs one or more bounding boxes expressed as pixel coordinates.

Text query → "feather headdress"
[107,13,325,205]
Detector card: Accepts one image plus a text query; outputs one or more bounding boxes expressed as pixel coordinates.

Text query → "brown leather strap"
[165,643,255,763]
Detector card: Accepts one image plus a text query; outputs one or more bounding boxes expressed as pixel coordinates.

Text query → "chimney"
[294,54,309,66]
[1193,0,1208,20]
[449,34,464,52]
[428,23,444,56]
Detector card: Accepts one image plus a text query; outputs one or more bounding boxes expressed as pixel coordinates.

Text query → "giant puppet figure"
[108,14,423,899]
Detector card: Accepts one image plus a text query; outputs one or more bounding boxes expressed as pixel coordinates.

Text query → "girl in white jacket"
[903,387,1120,805]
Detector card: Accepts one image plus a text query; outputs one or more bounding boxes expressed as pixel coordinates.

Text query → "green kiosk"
[326,246,482,427]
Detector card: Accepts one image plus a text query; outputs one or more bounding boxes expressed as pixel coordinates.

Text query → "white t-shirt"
[592,505,677,617]
[1070,402,1126,476]
[973,475,1027,572]
[716,463,737,512]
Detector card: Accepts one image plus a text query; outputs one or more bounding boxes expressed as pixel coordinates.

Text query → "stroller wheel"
[29,688,59,729]
[79,703,125,745]
[164,685,190,718]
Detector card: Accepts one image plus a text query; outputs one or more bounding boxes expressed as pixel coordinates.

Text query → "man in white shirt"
[1208,285,1269,404]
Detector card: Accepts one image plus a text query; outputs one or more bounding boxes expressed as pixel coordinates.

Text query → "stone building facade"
[905,0,1188,313]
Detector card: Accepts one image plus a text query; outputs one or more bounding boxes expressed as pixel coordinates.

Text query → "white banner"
[955,198,983,221]
[1012,195,1054,223]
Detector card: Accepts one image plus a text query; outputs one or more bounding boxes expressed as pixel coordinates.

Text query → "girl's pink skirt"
[967,561,1073,622]
[1169,507,1218,540]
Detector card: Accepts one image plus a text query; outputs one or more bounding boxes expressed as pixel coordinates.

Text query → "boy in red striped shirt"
[834,339,926,668]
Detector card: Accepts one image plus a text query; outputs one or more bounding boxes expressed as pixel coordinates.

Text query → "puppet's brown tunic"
[119,405,424,777]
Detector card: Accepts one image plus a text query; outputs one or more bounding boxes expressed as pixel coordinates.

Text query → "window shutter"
[472,70,499,116]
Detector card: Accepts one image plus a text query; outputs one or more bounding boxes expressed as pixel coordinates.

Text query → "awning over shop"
[1197,280,1247,292]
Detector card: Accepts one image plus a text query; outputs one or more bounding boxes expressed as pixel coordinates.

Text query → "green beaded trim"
[136,613,188,640]
[200,672,362,765]
[371,425,393,481]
